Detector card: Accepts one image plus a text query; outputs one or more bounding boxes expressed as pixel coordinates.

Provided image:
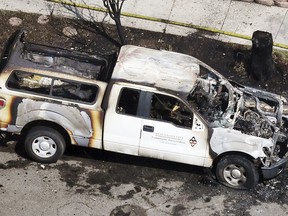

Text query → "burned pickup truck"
[0,30,287,189]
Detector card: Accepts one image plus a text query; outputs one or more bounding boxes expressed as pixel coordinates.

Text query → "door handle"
[143,125,154,132]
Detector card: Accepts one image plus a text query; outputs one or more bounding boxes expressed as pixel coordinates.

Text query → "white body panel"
[210,128,274,159]
[103,114,142,156]
[103,85,142,156]
[139,118,210,167]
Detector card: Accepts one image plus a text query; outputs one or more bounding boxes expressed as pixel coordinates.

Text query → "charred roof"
[111,45,200,94]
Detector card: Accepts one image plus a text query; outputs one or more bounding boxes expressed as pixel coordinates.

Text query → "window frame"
[116,87,141,117]
[116,87,194,128]
[148,92,194,129]
[6,70,100,104]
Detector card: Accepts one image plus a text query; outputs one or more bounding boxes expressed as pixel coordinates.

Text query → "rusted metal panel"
[0,95,14,129]
[88,109,104,148]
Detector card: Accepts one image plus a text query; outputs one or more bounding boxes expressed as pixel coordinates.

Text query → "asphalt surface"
[1,138,288,216]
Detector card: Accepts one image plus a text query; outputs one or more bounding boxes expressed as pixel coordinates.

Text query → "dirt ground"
[1,9,288,216]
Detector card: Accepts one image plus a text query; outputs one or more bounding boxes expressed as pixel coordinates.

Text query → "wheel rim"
[223,164,247,187]
[31,136,57,158]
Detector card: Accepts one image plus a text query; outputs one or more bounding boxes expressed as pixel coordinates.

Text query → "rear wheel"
[216,155,259,189]
[24,126,66,163]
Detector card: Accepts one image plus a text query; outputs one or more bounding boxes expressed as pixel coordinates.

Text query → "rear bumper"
[261,158,287,179]
[1,125,22,134]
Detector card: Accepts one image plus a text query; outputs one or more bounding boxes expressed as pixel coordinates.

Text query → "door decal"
[189,136,197,147]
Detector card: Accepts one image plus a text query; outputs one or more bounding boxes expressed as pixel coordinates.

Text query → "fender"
[15,98,93,146]
[210,128,273,159]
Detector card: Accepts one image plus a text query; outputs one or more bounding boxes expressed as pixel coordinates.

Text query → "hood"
[233,83,288,142]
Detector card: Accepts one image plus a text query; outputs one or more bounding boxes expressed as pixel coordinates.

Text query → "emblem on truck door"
[189,136,197,147]
[193,117,205,131]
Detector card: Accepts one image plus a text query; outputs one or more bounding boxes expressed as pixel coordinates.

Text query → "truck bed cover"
[1,30,115,81]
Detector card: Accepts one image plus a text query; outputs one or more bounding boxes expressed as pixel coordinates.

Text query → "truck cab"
[103,45,288,189]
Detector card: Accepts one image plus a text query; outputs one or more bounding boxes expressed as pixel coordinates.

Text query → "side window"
[52,79,98,103]
[6,71,98,103]
[150,93,193,128]
[7,71,52,95]
[117,88,140,116]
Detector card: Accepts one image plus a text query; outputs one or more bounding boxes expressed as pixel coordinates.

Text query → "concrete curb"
[238,0,288,8]
[0,0,287,49]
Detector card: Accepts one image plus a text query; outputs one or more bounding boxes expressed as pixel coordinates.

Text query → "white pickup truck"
[0,30,287,189]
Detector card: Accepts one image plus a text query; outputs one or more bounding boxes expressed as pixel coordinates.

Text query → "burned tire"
[24,126,66,163]
[216,155,259,189]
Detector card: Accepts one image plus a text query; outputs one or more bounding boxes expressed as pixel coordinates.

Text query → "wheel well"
[21,120,71,145]
[212,151,258,169]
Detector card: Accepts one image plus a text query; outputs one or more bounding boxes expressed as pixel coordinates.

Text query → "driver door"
[139,92,209,166]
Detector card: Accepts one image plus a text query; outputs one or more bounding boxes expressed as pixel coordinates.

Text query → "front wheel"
[24,126,66,163]
[216,155,259,189]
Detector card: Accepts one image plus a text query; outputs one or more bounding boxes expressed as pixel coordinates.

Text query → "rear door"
[103,86,143,155]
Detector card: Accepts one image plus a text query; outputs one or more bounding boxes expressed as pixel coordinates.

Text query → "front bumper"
[261,158,288,179]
